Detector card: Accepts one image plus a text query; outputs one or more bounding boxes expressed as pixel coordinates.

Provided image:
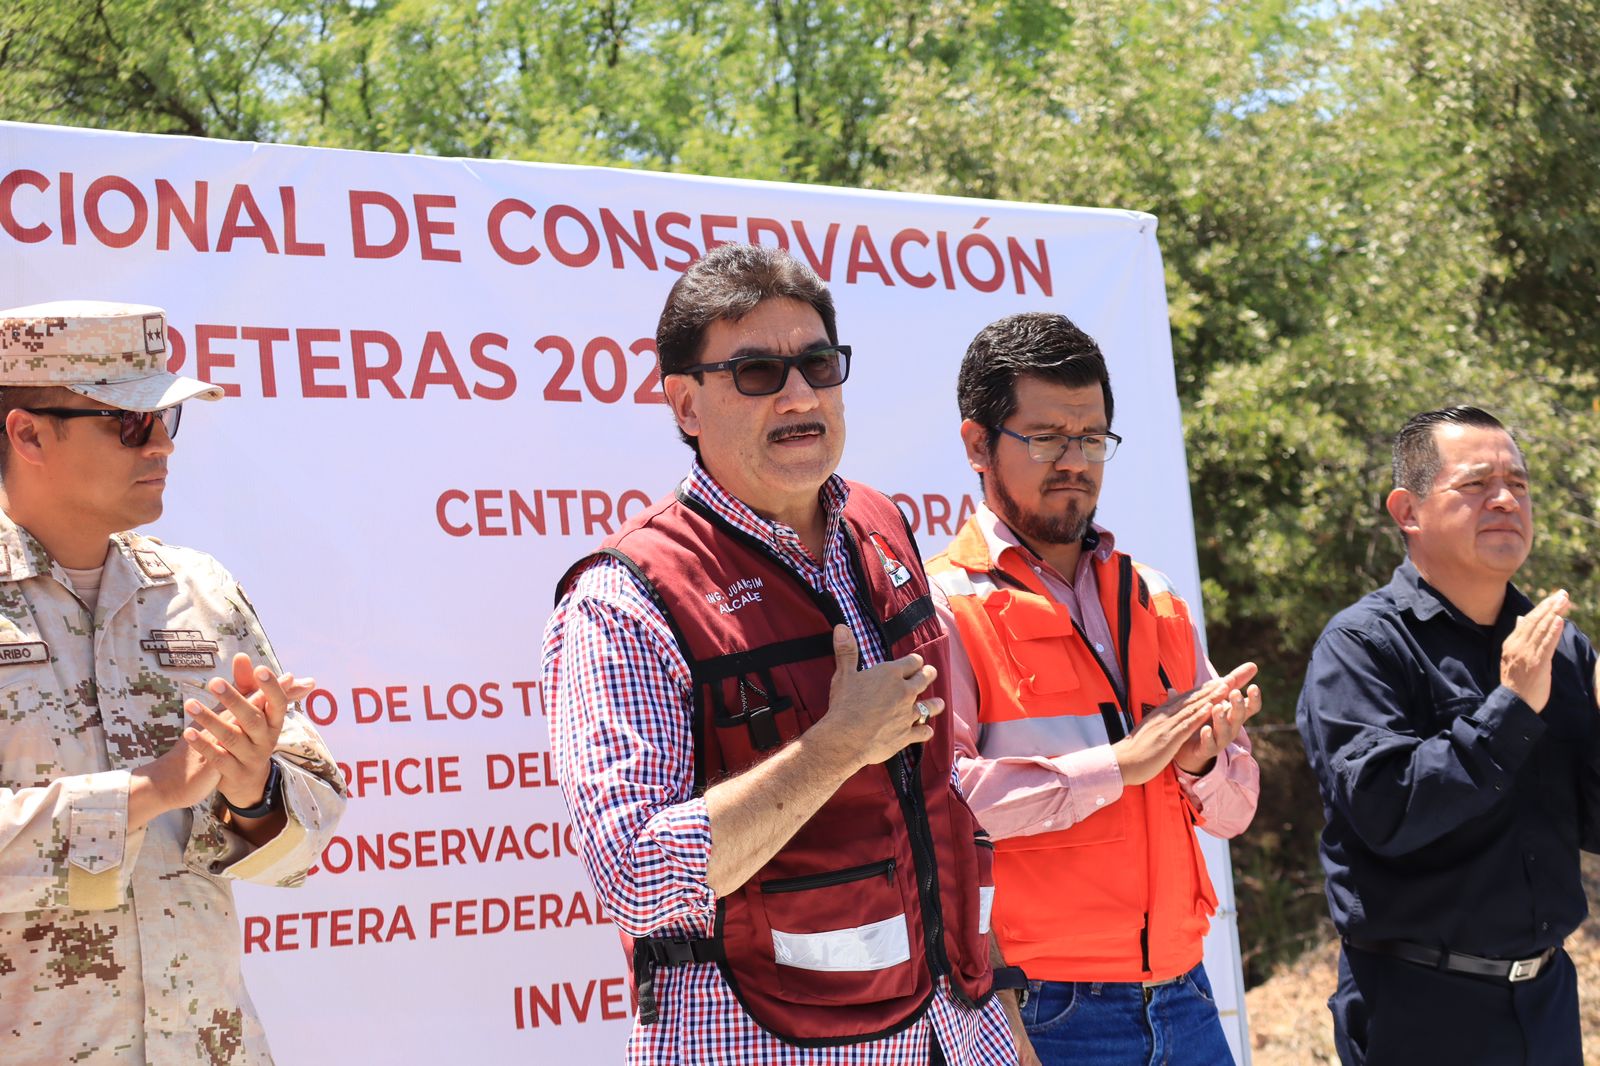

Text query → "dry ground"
[1244,853,1600,1065]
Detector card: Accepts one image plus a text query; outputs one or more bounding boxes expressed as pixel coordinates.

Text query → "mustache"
[1042,474,1096,492]
[767,421,827,444]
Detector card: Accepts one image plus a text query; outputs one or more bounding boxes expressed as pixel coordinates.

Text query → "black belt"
[1346,938,1557,983]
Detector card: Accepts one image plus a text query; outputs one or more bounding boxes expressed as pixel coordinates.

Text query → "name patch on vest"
[141,629,219,669]
[705,576,765,615]
[0,640,48,665]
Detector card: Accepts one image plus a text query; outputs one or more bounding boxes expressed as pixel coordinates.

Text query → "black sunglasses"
[683,345,852,397]
[22,404,182,447]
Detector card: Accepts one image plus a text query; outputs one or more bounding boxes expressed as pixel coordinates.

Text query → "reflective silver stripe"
[930,569,976,599]
[979,714,1111,759]
[1132,562,1175,598]
[770,915,911,973]
[978,886,995,935]
[930,568,999,601]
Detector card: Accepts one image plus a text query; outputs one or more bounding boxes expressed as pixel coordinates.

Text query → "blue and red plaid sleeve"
[543,555,717,938]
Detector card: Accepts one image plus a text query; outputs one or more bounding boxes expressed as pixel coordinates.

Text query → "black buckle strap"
[882,594,935,646]
[1346,938,1557,984]
[633,936,725,1025]
[744,670,787,752]
[990,964,1029,1007]
[745,700,784,751]
[1098,701,1126,743]
[990,964,1027,991]
[707,673,791,754]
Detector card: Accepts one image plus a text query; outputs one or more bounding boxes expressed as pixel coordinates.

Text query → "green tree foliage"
[3,0,1597,983]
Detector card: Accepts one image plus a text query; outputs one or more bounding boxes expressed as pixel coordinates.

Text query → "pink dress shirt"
[932,505,1259,842]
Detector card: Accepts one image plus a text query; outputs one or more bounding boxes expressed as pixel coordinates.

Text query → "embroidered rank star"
[141,629,219,669]
[134,550,173,579]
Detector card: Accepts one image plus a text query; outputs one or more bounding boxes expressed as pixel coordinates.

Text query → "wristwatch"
[225,759,282,820]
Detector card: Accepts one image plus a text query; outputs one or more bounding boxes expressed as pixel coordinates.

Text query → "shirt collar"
[974,502,1114,581]
[0,509,172,590]
[0,508,55,582]
[682,458,849,554]
[1390,556,1532,629]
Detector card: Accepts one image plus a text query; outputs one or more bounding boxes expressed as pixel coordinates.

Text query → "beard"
[988,463,1098,546]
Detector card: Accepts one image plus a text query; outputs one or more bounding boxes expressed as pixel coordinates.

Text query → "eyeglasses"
[683,345,851,397]
[22,404,182,447]
[997,425,1122,464]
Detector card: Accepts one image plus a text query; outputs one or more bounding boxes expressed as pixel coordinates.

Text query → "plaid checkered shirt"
[543,462,1017,1065]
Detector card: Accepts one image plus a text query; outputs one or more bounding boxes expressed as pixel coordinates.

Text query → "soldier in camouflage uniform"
[0,300,346,1064]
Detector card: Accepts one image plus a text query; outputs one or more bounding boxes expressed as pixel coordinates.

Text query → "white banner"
[0,120,1249,1064]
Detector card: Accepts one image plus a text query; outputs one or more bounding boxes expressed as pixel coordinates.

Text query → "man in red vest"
[543,245,1017,1064]
[927,312,1261,1065]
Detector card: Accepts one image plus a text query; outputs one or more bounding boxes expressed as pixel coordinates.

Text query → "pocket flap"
[990,591,1082,702]
[69,808,125,874]
[992,590,1075,640]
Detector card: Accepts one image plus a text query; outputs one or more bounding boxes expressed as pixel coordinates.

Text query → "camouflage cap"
[0,300,223,411]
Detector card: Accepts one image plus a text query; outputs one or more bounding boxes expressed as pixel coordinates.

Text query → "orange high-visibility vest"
[928,516,1218,982]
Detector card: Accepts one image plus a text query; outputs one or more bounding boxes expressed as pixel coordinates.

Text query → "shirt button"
[1542,922,1550,931]
[1094,642,1105,653]
[1094,796,1107,807]
[1042,819,1054,828]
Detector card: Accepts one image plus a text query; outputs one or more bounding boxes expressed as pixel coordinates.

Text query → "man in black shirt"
[1298,405,1600,1065]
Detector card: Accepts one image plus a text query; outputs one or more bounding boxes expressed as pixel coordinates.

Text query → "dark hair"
[957,312,1114,449]
[1392,405,1511,495]
[656,244,838,451]
[0,385,74,476]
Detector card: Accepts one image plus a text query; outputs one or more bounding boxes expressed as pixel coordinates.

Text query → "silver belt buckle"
[1507,955,1544,982]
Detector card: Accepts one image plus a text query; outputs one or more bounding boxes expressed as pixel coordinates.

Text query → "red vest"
[929,516,1217,982]
[559,483,996,1046]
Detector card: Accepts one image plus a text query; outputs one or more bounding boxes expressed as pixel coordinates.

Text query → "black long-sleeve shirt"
[1297,559,1600,957]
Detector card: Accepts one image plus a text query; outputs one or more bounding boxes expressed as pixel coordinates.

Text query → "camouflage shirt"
[0,511,346,1064]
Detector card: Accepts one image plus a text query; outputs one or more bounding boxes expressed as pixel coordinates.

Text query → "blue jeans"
[1019,963,1235,1066]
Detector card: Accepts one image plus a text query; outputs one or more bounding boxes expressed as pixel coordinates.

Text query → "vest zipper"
[1071,616,1131,739]
[1060,555,1152,972]
[761,859,896,893]
[1119,557,1157,976]
[844,526,954,983]
[892,750,951,980]
[1116,556,1137,732]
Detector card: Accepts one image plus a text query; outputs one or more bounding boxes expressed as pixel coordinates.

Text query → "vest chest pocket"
[988,590,1084,707]
[755,858,918,1005]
